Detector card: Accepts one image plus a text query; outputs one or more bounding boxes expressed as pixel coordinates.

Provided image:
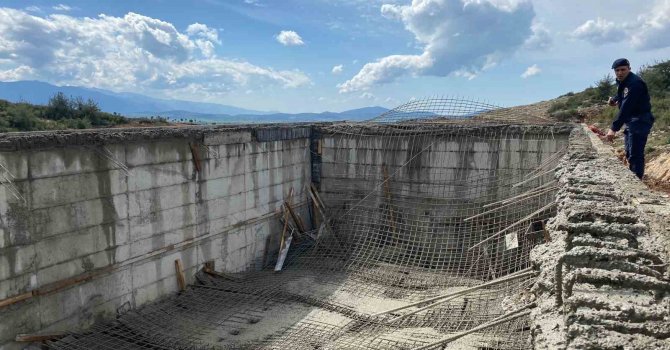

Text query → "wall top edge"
[0,122,324,151]
[318,122,576,136]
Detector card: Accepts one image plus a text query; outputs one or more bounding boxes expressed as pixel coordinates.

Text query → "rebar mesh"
[46,98,572,350]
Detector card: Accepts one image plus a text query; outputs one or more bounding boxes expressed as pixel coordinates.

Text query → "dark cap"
[611,58,630,69]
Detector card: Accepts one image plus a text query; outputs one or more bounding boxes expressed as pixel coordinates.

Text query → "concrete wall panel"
[0,128,313,348]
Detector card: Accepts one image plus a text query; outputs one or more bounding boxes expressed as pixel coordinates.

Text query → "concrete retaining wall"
[320,128,569,205]
[317,125,572,273]
[0,126,312,349]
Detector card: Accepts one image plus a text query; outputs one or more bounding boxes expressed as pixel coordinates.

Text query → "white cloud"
[0,8,310,100]
[0,65,35,81]
[340,0,535,92]
[52,4,72,11]
[631,0,670,50]
[339,53,432,92]
[276,30,304,46]
[524,22,552,50]
[573,1,670,51]
[186,23,221,58]
[572,18,625,45]
[331,64,344,74]
[186,23,220,43]
[521,64,540,78]
[24,6,41,12]
[360,92,375,100]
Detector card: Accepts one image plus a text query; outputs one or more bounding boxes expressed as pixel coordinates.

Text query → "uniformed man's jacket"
[611,72,654,133]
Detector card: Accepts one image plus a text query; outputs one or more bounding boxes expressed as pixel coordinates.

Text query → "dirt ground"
[510,100,670,195]
[592,128,670,195]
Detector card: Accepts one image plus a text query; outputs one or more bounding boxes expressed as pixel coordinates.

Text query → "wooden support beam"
[189,142,202,173]
[284,200,307,233]
[279,188,294,250]
[274,232,293,272]
[203,266,243,281]
[279,205,291,250]
[175,259,186,292]
[309,183,327,211]
[0,291,32,309]
[307,186,324,228]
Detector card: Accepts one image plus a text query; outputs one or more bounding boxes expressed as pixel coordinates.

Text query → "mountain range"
[0,81,388,123]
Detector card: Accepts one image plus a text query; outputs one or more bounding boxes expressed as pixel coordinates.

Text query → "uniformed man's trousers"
[623,128,649,179]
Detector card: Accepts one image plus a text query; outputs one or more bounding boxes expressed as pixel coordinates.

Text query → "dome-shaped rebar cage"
[368,97,554,125]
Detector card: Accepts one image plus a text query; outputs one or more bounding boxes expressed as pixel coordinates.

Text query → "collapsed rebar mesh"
[47,98,571,350]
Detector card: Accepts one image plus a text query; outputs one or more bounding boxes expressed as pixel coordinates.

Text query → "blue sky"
[0,0,669,113]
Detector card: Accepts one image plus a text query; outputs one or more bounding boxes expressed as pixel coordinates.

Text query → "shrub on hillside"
[639,60,670,98]
[549,59,670,127]
[0,93,164,132]
[549,109,578,122]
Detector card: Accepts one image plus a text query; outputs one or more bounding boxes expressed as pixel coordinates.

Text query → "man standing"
[606,58,655,179]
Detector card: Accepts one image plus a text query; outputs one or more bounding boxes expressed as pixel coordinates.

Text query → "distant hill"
[0,81,266,116]
[153,106,390,123]
[0,81,389,123]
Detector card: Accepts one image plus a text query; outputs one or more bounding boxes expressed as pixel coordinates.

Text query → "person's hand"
[607,97,617,107]
[605,129,616,142]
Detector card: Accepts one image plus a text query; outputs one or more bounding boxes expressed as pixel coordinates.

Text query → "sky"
[0,0,669,113]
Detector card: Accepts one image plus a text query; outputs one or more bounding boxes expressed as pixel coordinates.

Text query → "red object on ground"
[587,124,606,136]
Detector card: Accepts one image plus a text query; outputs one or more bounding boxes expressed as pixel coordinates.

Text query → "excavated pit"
[1,100,667,350]
[41,121,572,350]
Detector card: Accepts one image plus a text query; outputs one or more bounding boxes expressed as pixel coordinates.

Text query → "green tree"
[9,103,38,131]
[595,74,616,101]
[45,92,73,120]
[639,61,670,98]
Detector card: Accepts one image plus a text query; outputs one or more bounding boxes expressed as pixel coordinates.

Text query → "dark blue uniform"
[611,72,654,179]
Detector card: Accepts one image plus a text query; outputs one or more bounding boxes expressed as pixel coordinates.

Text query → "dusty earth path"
[509,100,670,195]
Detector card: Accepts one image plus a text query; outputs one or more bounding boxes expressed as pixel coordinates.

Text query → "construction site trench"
[0,100,668,349]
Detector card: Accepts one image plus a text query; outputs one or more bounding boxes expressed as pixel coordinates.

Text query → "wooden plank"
[203,266,243,281]
[279,188,294,249]
[0,291,33,309]
[307,186,324,226]
[15,332,66,342]
[309,183,327,210]
[175,259,186,292]
[279,205,290,250]
[274,234,293,272]
[189,142,202,173]
[285,200,307,233]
